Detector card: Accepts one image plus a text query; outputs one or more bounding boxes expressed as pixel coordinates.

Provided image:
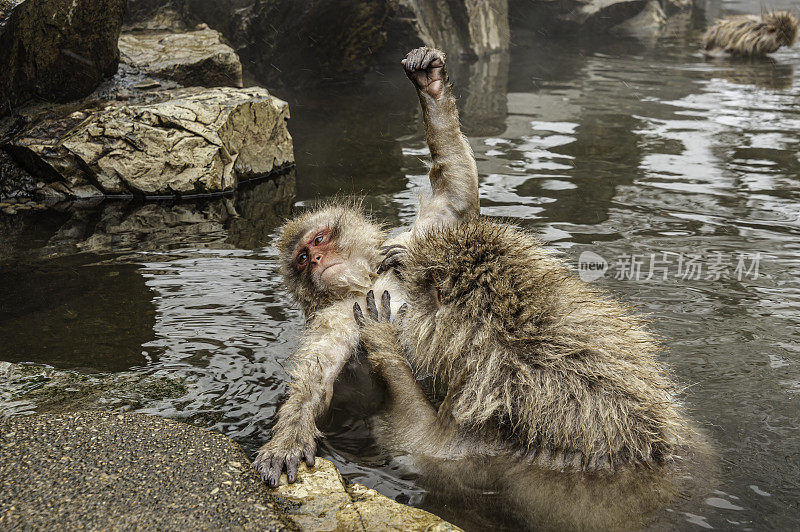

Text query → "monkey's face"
[293,226,345,286]
[291,224,374,294]
[760,12,798,47]
[277,202,385,315]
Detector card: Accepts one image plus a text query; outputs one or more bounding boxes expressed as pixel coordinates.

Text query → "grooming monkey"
[253,47,479,486]
[702,11,798,57]
[354,220,696,530]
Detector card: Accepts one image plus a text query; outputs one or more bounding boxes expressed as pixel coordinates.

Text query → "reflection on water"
[2,1,800,529]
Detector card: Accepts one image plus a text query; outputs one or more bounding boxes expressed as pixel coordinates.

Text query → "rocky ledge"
[0,1,292,204]
[3,85,292,199]
[119,24,244,88]
[0,0,126,114]
[0,412,458,531]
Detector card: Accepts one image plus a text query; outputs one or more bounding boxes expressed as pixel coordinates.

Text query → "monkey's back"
[702,11,799,57]
[403,218,690,472]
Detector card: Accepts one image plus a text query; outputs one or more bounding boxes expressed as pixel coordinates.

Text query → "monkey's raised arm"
[404,47,479,237]
[253,302,360,487]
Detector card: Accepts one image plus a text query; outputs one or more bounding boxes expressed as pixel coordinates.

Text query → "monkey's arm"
[254,302,359,487]
[404,47,479,237]
[354,292,468,458]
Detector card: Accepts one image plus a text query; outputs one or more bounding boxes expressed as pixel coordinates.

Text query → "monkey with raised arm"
[252,47,479,487]
[354,220,698,530]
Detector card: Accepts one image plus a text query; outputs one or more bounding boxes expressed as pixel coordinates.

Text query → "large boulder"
[0,412,459,530]
[0,0,126,116]
[127,0,510,86]
[119,25,244,88]
[2,86,293,198]
[391,0,509,60]
[509,0,692,34]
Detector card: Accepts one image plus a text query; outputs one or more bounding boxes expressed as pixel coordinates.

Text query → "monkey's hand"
[253,427,316,488]
[377,244,407,276]
[402,47,447,100]
[354,290,408,371]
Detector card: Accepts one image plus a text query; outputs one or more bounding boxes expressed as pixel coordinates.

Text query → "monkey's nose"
[313,254,323,264]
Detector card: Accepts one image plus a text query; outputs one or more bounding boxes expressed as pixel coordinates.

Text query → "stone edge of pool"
[0,411,460,531]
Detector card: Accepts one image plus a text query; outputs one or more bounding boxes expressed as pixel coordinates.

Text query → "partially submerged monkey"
[702,11,798,57]
[354,220,695,529]
[253,47,479,486]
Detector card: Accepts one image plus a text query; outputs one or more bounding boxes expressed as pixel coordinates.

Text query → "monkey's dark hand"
[354,291,408,371]
[402,47,447,100]
[377,244,407,276]
[253,429,316,488]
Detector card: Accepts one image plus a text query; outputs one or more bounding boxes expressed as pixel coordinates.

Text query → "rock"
[509,0,692,34]
[391,0,509,60]
[611,0,666,34]
[0,412,459,530]
[3,86,293,198]
[0,412,292,530]
[0,0,126,115]
[127,1,509,87]
[275,458,461,531]
[0,363,187,414]
[119,26,244,88]
[0,149,36,199]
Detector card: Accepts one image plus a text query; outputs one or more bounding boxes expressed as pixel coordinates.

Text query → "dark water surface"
[2,1,799,529]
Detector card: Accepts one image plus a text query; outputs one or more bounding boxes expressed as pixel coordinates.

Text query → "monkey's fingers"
[380,290,391,321]
[286,454,300,483]
[303,444,316,467]
[377,249,406,275]
[419,48,445,70]
[267,456,284,488]
[366,290,379,320]
[353,303,364,326]
[379,244,405,254]
[397,303,408,323]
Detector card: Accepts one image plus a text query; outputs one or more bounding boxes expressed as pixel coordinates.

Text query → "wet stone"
[119,24,244,88]
[3,86,294,198]
[0,0,126,114]
[0,412,460,531]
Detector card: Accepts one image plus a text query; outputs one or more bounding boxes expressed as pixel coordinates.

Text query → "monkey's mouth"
[318,261,344,276]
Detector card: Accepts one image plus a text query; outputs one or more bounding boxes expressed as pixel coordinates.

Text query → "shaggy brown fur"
[358,218,689,473]
[702,11,799,57]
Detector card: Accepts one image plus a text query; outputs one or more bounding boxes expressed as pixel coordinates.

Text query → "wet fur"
[702,11,798,57]
[399,219,689,471]
[355,219,700,529]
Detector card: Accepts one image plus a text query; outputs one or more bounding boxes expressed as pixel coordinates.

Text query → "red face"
[293,227,343,281]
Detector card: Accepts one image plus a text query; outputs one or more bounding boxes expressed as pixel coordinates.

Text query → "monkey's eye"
[313,233,325,246]
[296,251,308,266]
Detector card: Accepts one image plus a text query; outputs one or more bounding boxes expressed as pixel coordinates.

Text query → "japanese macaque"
[702,11,798,57]
[353,219,697,530]
[252,47,479,487]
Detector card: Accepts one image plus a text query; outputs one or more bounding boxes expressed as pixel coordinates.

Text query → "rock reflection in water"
[0,172,295,373]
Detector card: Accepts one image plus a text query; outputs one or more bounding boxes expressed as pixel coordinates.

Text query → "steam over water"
[2,1,799,529]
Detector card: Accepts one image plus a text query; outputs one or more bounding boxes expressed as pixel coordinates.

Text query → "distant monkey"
[702,11,798,57]
[354,219,696,529]
[253,47,479,487]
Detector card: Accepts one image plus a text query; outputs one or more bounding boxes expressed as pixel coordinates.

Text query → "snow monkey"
[353,220,696,530]
[253,47,479,487]
[702,11,798,57]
